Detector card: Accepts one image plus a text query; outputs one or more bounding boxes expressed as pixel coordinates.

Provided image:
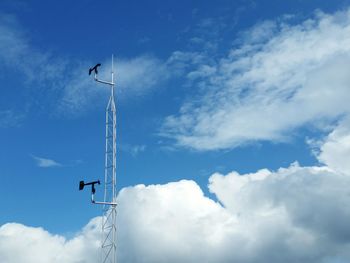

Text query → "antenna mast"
[101,55,117,263]
[83,55,118,263]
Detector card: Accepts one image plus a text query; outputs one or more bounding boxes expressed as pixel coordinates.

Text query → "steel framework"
[101,69,117,263]
[91,56,117,263]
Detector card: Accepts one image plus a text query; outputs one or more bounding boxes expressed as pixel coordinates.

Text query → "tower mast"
[101,55,117,263]
[82,55,118,263]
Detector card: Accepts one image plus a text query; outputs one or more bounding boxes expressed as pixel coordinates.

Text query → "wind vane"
[89,63,101,75]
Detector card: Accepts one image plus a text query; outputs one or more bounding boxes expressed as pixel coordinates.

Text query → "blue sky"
[2,1,350,262]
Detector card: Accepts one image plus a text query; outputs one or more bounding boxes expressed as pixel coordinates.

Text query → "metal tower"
[101,56,117,263]
[83,55,117,263]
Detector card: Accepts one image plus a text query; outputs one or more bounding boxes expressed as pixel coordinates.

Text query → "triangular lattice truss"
[102,88,117,263]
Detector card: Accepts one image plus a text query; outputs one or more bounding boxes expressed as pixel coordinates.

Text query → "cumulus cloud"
[2,161,350,262]
[162,9,350,150]
[0,217,100,263]
[317,117,350,175]
[117,180,236,263]
[208,163,350,263]
[117,163,350,263]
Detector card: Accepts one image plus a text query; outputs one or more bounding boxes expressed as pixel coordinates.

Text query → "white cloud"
[207,163,350,263]
[117,180,236,262]
[31,155,62,168]
[162,9,350,150]
[2,161,350,262]
[317,117,350,175]
[0,217,100,263]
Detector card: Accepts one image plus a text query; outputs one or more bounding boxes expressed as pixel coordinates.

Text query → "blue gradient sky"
[1,0,350,236]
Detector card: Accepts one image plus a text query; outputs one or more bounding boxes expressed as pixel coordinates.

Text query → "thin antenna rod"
[111,54,114,98]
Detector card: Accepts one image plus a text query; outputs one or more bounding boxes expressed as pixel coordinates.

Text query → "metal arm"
[79,180,117,206]
[94,73,115,86]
